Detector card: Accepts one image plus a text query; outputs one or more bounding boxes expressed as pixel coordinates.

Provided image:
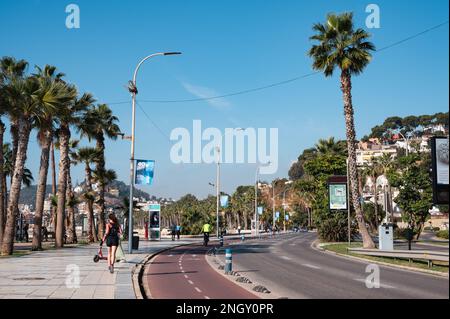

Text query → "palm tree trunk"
[373,183,379,228]
[84,165,97,243]
[340,70,375,249]
[50,141,57,234]
[1,119,32,255]
[0,120,5,247]
[66,168,77,244]
[95,137,106,239]
[31,129,52,251]
[55,124,70,248]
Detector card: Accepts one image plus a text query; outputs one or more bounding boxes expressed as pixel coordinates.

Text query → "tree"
[360,157,384,229]
[308,12,376,248]
[65,139,80,244]
[54,92,93,248]
[0,57,28,248]
[2,74,70,255]
[231,186,254,230]
[32,65,73,251]
[78,104,121,239]
[72,147,102,243]
[388,153,433,240]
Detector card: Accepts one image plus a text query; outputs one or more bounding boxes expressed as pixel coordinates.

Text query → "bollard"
[225,248,232,274]
[219,235,224,247]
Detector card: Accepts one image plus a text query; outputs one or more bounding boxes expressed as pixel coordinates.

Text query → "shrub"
[423,226,440,232]
[317,212,357,242]
[436,230,449,239]
[394,228,416,240]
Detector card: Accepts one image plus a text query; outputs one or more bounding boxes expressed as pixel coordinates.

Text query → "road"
[143,243,258,299]
[216,232,449,299]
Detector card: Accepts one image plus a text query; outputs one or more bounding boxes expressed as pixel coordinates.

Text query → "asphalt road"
[217,232,449,299]
[143,243,258,299]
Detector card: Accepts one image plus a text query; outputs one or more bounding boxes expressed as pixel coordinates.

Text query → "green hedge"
[436,230,449,239]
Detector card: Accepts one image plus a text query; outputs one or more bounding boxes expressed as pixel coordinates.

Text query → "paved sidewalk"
[0,238,199,299]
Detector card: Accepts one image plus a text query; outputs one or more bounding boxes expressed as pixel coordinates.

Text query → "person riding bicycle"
[202,222,211,246]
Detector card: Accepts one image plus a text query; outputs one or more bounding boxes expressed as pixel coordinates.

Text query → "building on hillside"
[356,143,398,166]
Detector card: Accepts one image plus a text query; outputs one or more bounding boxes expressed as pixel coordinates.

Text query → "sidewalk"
[0,238,199,299]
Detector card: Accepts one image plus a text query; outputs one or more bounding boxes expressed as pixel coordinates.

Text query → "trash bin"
[132,235,139,250]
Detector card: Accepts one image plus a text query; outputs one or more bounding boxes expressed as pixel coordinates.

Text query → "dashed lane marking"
[302,264,321,270]
[188,280,194,285]
[195,287,202,293]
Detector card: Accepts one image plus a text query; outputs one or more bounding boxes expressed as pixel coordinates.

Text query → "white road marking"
[188,280,194,285]
[281,256,291,260]
[184,275,188,279]
[195,287,202,293]
[302,264,321,270]
[353,278,396,289]
[204,296,210,299]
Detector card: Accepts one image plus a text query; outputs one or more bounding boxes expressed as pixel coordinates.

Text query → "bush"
[394,228,417,240]
[436,230,449,239]
[317,212,357,242]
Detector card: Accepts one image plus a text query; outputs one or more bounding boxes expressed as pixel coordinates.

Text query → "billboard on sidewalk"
[431,137,449,204]
[328,175,348,211]
[135,160,155,185]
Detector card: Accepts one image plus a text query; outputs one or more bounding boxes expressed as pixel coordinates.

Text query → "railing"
[348,248,449,268]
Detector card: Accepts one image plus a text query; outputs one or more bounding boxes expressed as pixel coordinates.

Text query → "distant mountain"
[18,180,153,207]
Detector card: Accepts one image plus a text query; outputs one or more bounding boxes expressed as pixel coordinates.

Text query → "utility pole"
[216,146,220,238]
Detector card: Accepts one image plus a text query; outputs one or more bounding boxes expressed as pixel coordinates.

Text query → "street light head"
[164,52,182,56]
[285,181,293,185]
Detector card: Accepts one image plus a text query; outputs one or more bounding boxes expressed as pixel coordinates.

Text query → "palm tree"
[32,65,71,251]
[1,75,71,255]
[65,139,80,244]
[361,158,383,230]
[0,57,28,247]
[78,104,121,239]
[54,93,94,248]
[315,137,347,155]
[308,12,376,248]
[73,147,102,242]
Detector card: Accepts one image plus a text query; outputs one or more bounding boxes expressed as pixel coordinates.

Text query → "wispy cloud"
[182,82,231,110]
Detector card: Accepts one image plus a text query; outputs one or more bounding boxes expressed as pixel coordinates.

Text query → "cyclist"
[202,222,211,246]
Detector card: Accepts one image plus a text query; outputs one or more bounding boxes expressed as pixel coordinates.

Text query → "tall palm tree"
[308,12,376,248]
[0,57,28,246]
[54,93,94,248]
[65,139,80,244]
[1,75,71,255]
[32,65,71,251]
[73,147,102,243]
[78,104,120,239]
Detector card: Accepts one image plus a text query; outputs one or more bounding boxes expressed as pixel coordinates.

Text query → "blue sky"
[0,0,448,200]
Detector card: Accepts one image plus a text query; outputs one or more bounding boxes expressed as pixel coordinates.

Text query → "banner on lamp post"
[135,160,155,185]
[220,195,229,208]
[257,207,263,215]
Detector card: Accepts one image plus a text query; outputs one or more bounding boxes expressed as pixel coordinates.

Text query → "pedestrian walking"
[42,226,48,242]
[102,213,122,274]
[171,224,177,241]
[23,222,29,242]
[176,224,181,240]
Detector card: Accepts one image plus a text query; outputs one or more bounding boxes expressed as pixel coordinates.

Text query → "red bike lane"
[143,243,258,299]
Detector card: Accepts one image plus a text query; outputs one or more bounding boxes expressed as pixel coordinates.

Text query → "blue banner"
[285,214,289,221]
[275,211,280,219]
[257,207,263,215]
[220,195,229,208]
[135,160,155,185]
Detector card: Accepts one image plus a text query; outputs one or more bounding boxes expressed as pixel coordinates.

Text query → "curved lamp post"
[128,52,181,254]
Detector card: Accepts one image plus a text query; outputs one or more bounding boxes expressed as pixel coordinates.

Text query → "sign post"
[328,175,349,245]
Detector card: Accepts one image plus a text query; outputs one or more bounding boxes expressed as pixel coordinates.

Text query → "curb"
[312,240,449,279]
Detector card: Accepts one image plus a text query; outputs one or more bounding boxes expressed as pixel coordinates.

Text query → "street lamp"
[255,162,271,237]
[127,52,182,254]
[215,146,220,238]
[270,180,293,232]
